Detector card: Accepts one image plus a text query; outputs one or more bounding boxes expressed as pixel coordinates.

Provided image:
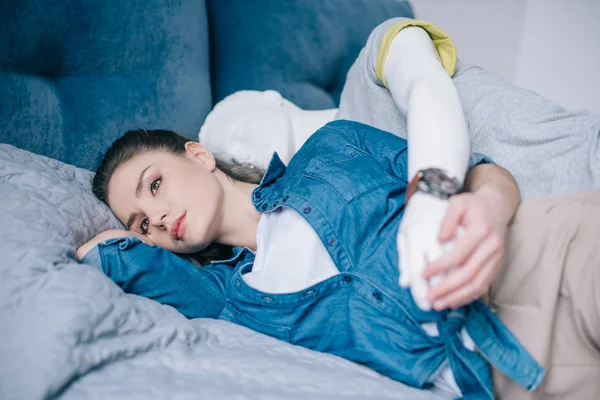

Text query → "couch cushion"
[0,0,212,170]
[207,0,414,110]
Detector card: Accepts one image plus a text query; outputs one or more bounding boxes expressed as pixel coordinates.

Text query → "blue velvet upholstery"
[207,0,414,110]
[0,0,212,170]
[0,0,412,169]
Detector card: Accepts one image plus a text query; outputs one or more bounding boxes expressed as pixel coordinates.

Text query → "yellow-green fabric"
[376,19,457,87]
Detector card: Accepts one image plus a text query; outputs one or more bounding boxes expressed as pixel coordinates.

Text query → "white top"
[242,207,470,397]
[243,208,339,294]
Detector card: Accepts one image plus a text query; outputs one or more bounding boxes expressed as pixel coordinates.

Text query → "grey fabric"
[337,18,600,199]
[0,144,447,399]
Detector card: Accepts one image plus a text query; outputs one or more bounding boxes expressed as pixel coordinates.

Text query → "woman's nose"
[149,211,167,228]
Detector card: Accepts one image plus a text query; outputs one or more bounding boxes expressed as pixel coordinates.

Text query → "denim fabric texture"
[83,236,236,319]
[87,120,544,399]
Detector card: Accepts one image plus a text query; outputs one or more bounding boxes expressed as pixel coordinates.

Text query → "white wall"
[411,0,600,114]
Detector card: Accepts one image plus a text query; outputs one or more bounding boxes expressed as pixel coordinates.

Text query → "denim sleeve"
[81,246,103,271]
[468,152,496,168]
[80,236,232,319]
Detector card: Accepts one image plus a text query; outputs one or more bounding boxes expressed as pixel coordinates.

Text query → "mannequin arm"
[383,26,469,183]
[385,25,522,311]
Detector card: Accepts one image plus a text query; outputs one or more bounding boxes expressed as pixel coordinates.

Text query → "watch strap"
[404,168,461,206]
[405,171,422,206]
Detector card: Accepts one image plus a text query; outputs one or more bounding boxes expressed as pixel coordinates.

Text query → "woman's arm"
[422,164,521,310]
[76,229,152,260]
[77,232,231,319]
[465,164,521,226]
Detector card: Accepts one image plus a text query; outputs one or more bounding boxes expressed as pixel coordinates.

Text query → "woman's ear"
[185,142,216,172]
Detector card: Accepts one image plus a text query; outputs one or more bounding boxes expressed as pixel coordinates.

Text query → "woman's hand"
[398,186,510,311]
[422,187,508,310]
[76,229,153,261]
[424,163,520,310]
[397,191,455,311]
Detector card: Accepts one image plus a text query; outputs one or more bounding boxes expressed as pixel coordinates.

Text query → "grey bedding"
[0,144,445,399]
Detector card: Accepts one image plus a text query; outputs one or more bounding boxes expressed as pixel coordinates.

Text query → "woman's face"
[107,143,224,254]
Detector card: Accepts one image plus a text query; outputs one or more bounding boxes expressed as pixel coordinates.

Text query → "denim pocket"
[225,301,292,342]
[304,146,398,202]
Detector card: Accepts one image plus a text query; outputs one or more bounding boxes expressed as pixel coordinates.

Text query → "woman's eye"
[150,177,161,195]
[139,218,149,234]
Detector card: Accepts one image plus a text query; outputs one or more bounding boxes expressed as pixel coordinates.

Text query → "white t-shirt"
[242,207,473,397]
[243,208,339,293]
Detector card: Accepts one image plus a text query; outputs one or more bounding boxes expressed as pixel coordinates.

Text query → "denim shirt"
[84,120,544,399]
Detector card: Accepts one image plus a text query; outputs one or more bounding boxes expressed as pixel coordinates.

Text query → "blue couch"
[0,0,413,170]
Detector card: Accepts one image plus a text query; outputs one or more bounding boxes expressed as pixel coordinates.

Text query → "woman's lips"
[171,212,187,240]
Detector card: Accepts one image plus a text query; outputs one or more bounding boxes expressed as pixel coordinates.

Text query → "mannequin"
[200,26,472,311]
[200,90,336,170]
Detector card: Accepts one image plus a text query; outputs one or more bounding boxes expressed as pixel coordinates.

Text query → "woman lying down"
[77,21,550,399]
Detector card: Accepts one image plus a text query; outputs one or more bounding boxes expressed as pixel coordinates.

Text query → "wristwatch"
[405,168,461,205]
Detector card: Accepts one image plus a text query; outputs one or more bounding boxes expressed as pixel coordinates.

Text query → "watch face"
[420,168,460,197]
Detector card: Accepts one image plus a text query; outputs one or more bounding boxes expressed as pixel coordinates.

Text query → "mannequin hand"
[397,191,460,311]
[76,229,153,261]
[422,189,507,310]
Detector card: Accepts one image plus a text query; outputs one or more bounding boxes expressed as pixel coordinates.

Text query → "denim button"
[273,201,279,207]
[343,276,352,283]
[303,206,312,214]
[262,296,274,303]
[303,289,315,297]
[261,203,268,210]
[235,279,241,288]
[255,192,262,199]
[327,238,336,246]
[372,291,383,301]
[283,196,289,202]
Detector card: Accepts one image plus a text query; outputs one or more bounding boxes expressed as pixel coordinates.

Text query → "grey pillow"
[0,144,197,399]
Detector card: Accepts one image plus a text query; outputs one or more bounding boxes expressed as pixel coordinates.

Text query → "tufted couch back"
[207,0,414,110]
[0,0,413,170]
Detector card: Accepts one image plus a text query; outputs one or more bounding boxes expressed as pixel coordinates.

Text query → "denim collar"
[258,152,286,187]
[252,152,286,207]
